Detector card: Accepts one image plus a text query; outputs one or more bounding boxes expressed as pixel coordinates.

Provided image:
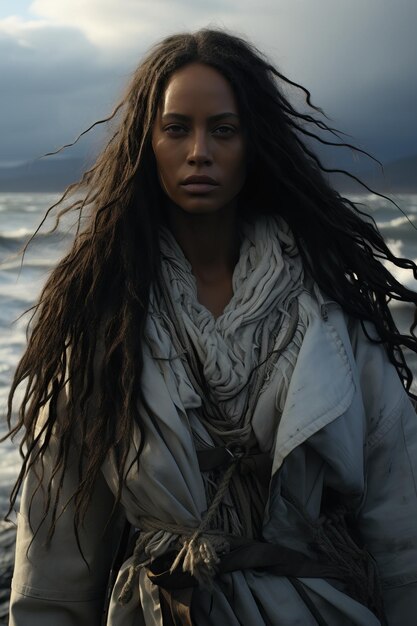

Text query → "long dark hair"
[5,28,417,533]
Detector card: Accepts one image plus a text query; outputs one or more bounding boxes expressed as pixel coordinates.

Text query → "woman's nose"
[187,131,212,165]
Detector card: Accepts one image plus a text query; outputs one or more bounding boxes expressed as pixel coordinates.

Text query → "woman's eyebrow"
[161,112,240,122]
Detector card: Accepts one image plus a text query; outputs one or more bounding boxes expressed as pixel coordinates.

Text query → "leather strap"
[159,587,194,626]
[147,537,342,591]
[219,538,341,579]
[147,538,340,626]
[196,446,272,484]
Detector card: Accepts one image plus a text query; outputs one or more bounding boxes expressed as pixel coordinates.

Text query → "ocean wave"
[0,228,39,239]
[350,196,417,219]
[0,259,54,272]
[382,237,417,291]
[376,221,417,254]
[0,192,61,209]
[0,230,72,256]
[378,215,417,229]
[0,289,38,309]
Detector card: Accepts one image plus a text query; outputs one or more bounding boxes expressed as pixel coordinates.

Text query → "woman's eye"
[165,125,187,135]
[213,126,236,136]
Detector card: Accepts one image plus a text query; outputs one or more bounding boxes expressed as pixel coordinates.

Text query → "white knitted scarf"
[158,215,308,428]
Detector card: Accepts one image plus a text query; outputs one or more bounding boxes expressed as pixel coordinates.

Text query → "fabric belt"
[146,538,342,626]
[147,538,342,590]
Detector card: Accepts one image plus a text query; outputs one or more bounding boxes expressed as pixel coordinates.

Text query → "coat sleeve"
[8,432,125,626]
[352,324,417,626]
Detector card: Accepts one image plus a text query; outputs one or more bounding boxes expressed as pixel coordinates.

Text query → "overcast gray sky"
[1,0,416,167]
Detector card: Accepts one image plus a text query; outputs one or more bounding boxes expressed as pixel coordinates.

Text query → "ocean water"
[0,194,74,519]
[0,192,416,619]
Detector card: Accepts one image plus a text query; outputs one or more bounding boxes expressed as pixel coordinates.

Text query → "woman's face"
[151,62,247,216]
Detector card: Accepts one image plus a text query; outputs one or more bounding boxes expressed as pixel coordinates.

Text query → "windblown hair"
[5,28,417,533]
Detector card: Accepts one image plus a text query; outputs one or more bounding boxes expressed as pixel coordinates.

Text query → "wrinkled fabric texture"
[9,218,417,626]
[158,217,306,424]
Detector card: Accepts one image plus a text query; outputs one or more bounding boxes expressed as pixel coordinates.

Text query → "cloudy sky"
[0,0,416,167]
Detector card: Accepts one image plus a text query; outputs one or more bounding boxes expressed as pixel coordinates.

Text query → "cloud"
[30,0,156,52]
[0,0,416,163]
[0,17,122,160]
[29,0,230,54]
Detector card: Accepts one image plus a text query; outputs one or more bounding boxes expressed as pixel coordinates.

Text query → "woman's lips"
[180,175,219,194]
[180,182,218,194]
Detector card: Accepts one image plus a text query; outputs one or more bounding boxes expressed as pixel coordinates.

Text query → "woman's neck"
[166,202,241,317]
[167,203,240,280]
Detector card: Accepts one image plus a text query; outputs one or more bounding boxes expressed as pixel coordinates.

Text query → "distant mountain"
[0,153,416,193]
[329,154,417,194]
[0,157,87,192]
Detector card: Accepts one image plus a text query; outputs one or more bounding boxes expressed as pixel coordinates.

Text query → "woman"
[5,28,417,626]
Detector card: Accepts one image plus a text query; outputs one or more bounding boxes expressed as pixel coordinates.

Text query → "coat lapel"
[272,304,355,476]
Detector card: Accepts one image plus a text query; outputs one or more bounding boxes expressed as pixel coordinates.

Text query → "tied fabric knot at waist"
[118,445,249,604]
[116,446,389,626]
[117,446,347,626]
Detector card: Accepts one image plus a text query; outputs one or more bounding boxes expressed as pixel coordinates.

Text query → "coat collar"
[271,291,356,475]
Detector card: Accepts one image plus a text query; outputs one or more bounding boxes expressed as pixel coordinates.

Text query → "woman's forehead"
[160,62,239,116]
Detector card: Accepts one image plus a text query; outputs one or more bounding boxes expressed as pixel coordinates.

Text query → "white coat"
[8,291,417,625]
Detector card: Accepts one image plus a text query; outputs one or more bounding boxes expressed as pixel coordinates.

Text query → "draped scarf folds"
[157,215,308,430]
